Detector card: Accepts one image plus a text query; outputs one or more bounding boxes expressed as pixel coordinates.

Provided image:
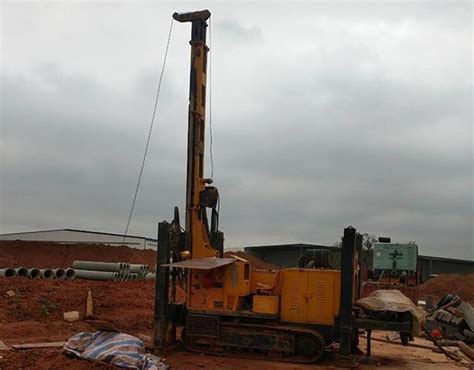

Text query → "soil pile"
[0,240,156,270]
[224,250,279,270]
[419,273,474,303]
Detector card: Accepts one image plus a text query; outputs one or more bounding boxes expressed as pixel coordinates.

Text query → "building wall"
[0,229,157,250]
[245,245,474,280]
[418,257,474,281]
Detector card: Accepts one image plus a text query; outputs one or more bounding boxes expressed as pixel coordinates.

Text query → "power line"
[122,18,174,243]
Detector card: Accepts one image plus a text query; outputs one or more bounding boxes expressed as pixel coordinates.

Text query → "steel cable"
[122,17,174,243]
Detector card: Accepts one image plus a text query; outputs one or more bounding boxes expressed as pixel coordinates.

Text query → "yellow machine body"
[188,260,250,311]
[188,262,342,326]
[280,269,341,325]
[253,295,279,315]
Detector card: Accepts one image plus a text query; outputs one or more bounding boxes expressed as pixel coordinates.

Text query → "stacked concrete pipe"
[40,269,55,280]
[52,268,66,279]
[72,261,130,274]
[144,272,156,280]
[74,270,118,281]
[65,268,76,280]
[15,267,29,278]
[0,268,17,278]
[29,268,41,279]
[129,264,150,275]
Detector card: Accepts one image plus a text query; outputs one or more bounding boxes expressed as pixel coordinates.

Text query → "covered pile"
[424,294,474,344]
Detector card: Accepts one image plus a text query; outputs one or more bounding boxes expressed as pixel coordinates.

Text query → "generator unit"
[372,242,418,276]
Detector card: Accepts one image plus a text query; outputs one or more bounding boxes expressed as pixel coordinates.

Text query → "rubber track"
[182,322,326,363]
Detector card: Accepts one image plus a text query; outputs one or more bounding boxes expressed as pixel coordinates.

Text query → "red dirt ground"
[0,240,157,270]
[419,273,474,304]
[1,277,470,369]
[0,242,471,369]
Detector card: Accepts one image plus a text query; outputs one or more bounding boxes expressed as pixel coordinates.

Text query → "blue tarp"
[64,331,167,369]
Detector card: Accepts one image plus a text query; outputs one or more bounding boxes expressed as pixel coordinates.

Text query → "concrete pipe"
[40,269,54,280]
[121,263,130,274]
[65,268,76,280]
[72,261,128,273]
[74,269,117,281]
[0,268,17,278]
[53,268,66,279]
[15,267,29,278]
[144,272,156,280]
[129,264,148,274]
[29,268,41,279]
[128,273,138,281]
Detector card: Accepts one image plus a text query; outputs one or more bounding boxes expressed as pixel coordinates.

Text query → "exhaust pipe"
[65,268,76,280]
[15,267,29,278]
[40,269,55,280]
[53,268,66,279]
[29,268,41,279]
[0,268,17,278]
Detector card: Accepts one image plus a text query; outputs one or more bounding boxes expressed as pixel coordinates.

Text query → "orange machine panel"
[188,267,225,309]
[250,270,278,294]
[280,269,341,325]
[253,295,279,315]
[280,269,308,322]
[306,270,341,324]
[224,261,250,310]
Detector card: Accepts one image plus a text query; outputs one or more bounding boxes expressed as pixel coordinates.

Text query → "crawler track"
[182,321,326,363]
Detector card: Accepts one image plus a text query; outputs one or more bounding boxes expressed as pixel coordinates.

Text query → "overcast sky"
[1,1,472,259]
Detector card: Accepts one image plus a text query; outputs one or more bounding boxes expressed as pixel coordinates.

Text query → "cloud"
[1,2,472,260]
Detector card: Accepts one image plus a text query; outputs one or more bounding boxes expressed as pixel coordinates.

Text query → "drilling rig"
[153,9,413,362]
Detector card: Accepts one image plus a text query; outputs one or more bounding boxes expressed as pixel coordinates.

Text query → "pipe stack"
[0,261,153,282]
[72,260,132,281]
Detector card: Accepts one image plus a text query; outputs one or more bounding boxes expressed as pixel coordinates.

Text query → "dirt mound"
[224,250,279,270]
[0,240,156,270]
[419,273,474,303]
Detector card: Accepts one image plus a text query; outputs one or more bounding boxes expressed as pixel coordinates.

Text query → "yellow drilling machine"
[153,9,413,363]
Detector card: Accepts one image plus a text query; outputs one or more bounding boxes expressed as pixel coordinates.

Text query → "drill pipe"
[0,268,16,278]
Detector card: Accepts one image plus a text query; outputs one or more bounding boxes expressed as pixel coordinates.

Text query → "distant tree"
[332,233,378,250]
[362,233,378,250]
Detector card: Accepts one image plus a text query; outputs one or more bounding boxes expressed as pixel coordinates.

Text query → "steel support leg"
[367,330,372,356]
[339,226,356,357]
[154,221,171,349]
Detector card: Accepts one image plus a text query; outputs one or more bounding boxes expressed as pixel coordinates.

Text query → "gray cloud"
[1,2,472,259]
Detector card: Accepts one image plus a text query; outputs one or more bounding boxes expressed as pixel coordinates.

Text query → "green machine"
[373,242,418,273]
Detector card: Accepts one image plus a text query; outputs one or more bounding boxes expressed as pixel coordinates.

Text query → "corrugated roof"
[0,228,157,242]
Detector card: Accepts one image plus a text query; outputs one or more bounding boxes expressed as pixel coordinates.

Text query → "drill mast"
[173,10,223,259]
